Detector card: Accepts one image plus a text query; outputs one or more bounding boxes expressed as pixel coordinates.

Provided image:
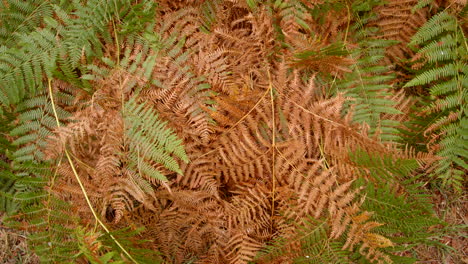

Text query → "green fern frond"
[0,0,157,107]
[1,160,81,263]
[434,116,468,190]
[124,97,189,181]
[405,63,459,87]
[25,196,79,263]
[0,170,18,214]
[351,149,443,263]
[404,10,467,191]
[57,0,113,69]
[256,219,344,263]
[349,148,420,182]
[0,0,53,46]
[356,180,442,264]
[0,29,57,106]
[276,0,311,31]
[295,219,348,264]
[328,1,404,142]
[411,0,433,13]
[418,34,459,63]
[337,35,402,141]
[117,0,157,37]
[430,78,460,96]
[199,0,219,33]
[58,0,155,70]
[99,227,163,264]
[9,89,71,163]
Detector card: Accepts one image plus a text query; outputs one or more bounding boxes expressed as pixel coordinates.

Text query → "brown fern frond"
[277,71,394,180]
[225,182,272,233]
[147,190,227,263]
[224,231,263,264]
[372,0,429,64]
[342,211,394,264]
[178,156,221,197]
[192,49,235,93]
[290,53,354,76]
[157,0,205,11]
[280,160,361,239]
[196,243,226,264]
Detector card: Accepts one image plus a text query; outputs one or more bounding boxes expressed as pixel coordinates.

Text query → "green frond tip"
[124,97,189,181]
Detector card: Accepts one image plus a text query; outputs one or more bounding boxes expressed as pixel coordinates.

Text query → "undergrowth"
[0,0,466,263]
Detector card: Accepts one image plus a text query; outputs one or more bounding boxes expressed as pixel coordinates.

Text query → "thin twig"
[267,69,276,221]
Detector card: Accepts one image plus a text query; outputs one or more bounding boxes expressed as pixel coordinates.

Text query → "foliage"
[335,0,402,142]
[124,97,189,181]
[404,10,467,191]
[0,0,465,263]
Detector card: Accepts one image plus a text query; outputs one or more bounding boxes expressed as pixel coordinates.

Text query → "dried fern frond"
[342,211,394,264]
[224,231,263,264]
[127,189,227,263]
[371,0,429,64]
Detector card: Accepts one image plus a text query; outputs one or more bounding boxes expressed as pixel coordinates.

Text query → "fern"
[258,148,443,263]
[0,1,462,263]
[1,160,81,263]
[5,161,158,263]
[26,195,80,262]
[0,112,19,214]
[349,148,420,183]
[125,97,189,182]
[9,88,71,163]
[351,149,444,264]
[0,29,57,107]
[256,219,351,264]
[0,0,156,107]
[335,2,403,142]
[0,169,18,214]
[1,86,70,214]
[0,0,53,46]
[404,10,467,191]
[0,2,163,261]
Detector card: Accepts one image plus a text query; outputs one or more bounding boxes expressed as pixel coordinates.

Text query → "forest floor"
[413,192,467,264]
[0,213,38,264]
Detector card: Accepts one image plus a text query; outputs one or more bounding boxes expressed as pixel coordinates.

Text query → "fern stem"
[318,140,331,170]
[343,1,351,46]
[44,156,62,249]
[267,69,276,221]
[112,18,121,67]
[47,78,139,264]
